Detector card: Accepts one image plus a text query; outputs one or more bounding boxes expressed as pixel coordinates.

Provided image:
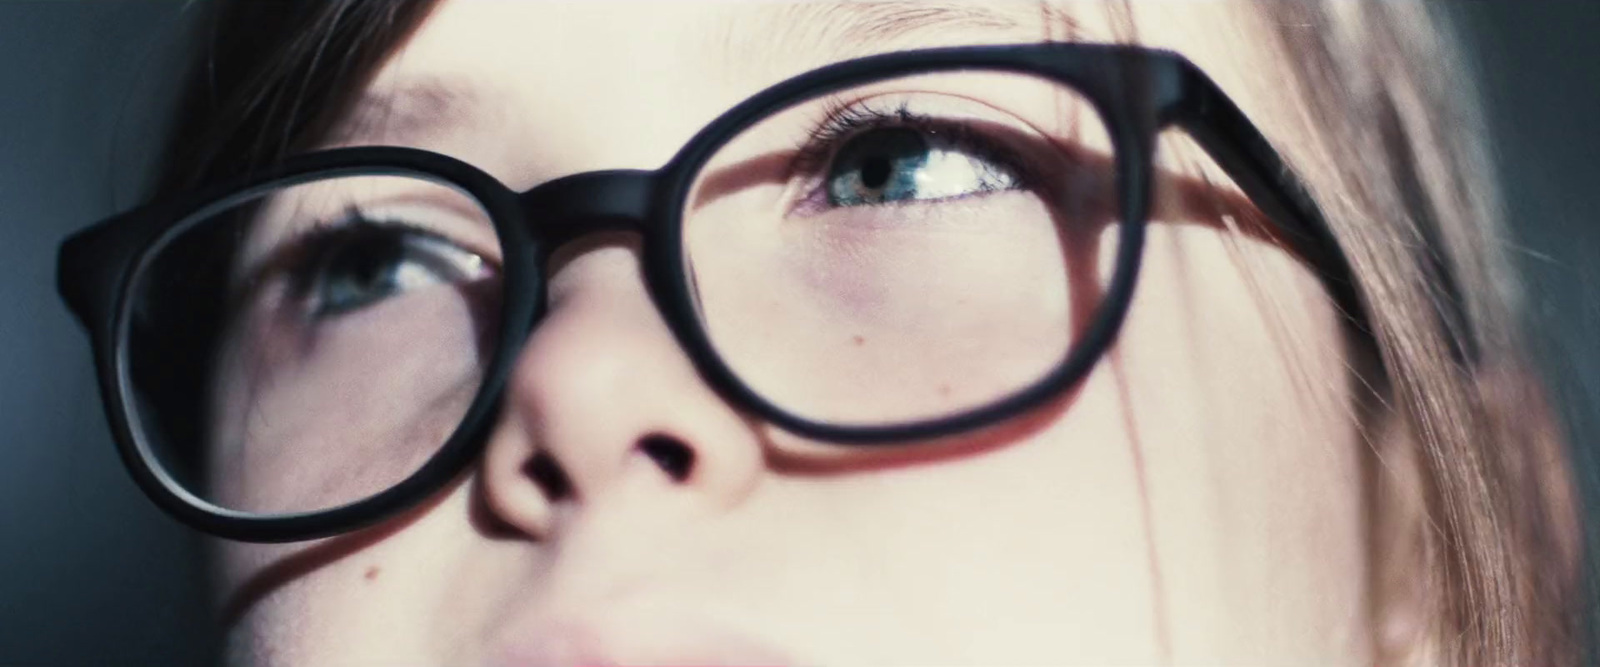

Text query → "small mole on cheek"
[364,566,381,582]
[938,384,952,397]
[852,335,866,346]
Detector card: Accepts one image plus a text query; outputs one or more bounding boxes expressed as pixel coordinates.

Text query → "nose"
[479,181,766,539]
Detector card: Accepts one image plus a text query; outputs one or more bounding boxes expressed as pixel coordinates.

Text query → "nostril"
[637,433,695,482]
[524,451,573,501]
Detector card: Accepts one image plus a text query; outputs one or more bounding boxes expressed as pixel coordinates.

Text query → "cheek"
[211,482,519,665]
[826,393,1171,664]
[206,286,488,514]
[728,220,1362,663]
[794,222,1367,662]
[1105,223,1370,661]
[688,191,1086,426]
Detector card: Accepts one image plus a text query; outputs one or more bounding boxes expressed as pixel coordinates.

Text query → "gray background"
[1,2,1596,665]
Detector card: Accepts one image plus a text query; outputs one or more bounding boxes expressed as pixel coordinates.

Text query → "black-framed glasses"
[57,43,1367,543]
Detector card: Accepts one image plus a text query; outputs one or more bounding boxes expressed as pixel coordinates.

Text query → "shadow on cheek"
[756,371,1091,476]
[217,474,467,628]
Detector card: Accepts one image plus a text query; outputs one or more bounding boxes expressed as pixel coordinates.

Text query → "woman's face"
[213,2,1373,665]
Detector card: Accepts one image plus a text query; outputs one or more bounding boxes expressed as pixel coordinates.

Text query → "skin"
[210,2,1386,665]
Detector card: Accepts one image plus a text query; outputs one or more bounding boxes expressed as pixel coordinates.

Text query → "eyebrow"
[745,1,1081,63]
[332,2,1080,149]
[778,1,1025,44]
[326,73,489,148]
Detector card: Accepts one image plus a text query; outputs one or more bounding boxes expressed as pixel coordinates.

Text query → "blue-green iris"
[824,127,1017,207]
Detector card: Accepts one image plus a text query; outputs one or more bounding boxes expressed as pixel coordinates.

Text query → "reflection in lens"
[684,71,1119,427]
[123,175,502,515]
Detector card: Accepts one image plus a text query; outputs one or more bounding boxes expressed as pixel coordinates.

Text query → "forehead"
[380,1,1076,85]
[338,1,1272,183]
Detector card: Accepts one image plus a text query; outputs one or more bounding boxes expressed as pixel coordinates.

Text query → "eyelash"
[788,99,1037,193]
[273,209,458,300]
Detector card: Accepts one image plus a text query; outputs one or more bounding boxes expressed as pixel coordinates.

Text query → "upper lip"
[490,607,806,667]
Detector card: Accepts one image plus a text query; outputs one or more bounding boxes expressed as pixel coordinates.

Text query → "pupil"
[825,128,930,206]
[348,243,396,290]
[860,157,891,190]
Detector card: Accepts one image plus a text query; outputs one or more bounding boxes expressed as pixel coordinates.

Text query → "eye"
[301,224,488,318]
[823,125,1022,207]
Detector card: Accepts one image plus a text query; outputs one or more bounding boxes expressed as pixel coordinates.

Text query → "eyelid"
[229,207,499,319]
[301,225,489,319]
[295,215,489,287]
[249,190,500,271]
[784,98,1043,214]
[240,185,501,271]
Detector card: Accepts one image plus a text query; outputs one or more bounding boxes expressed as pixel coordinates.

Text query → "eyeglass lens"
[685,71,1119,426]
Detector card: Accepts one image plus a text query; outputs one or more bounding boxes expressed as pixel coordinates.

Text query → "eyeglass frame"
[56,42,1370,543]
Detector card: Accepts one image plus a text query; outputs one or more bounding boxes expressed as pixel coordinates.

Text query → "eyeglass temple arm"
[57,205,164,341]
[1161,62,1373,334]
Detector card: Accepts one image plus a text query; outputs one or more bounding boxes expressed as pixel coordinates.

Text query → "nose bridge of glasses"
[518,169,658,247]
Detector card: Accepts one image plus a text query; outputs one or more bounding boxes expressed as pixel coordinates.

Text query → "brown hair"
[1083,3,1593,664]
[158,0,440,194]
[1237,4,1590,664]
[161,1,1593,664]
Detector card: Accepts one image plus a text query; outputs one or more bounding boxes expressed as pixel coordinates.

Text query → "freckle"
[364,566,380,582]
[852,335,866,346]
[938,384,952,396]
